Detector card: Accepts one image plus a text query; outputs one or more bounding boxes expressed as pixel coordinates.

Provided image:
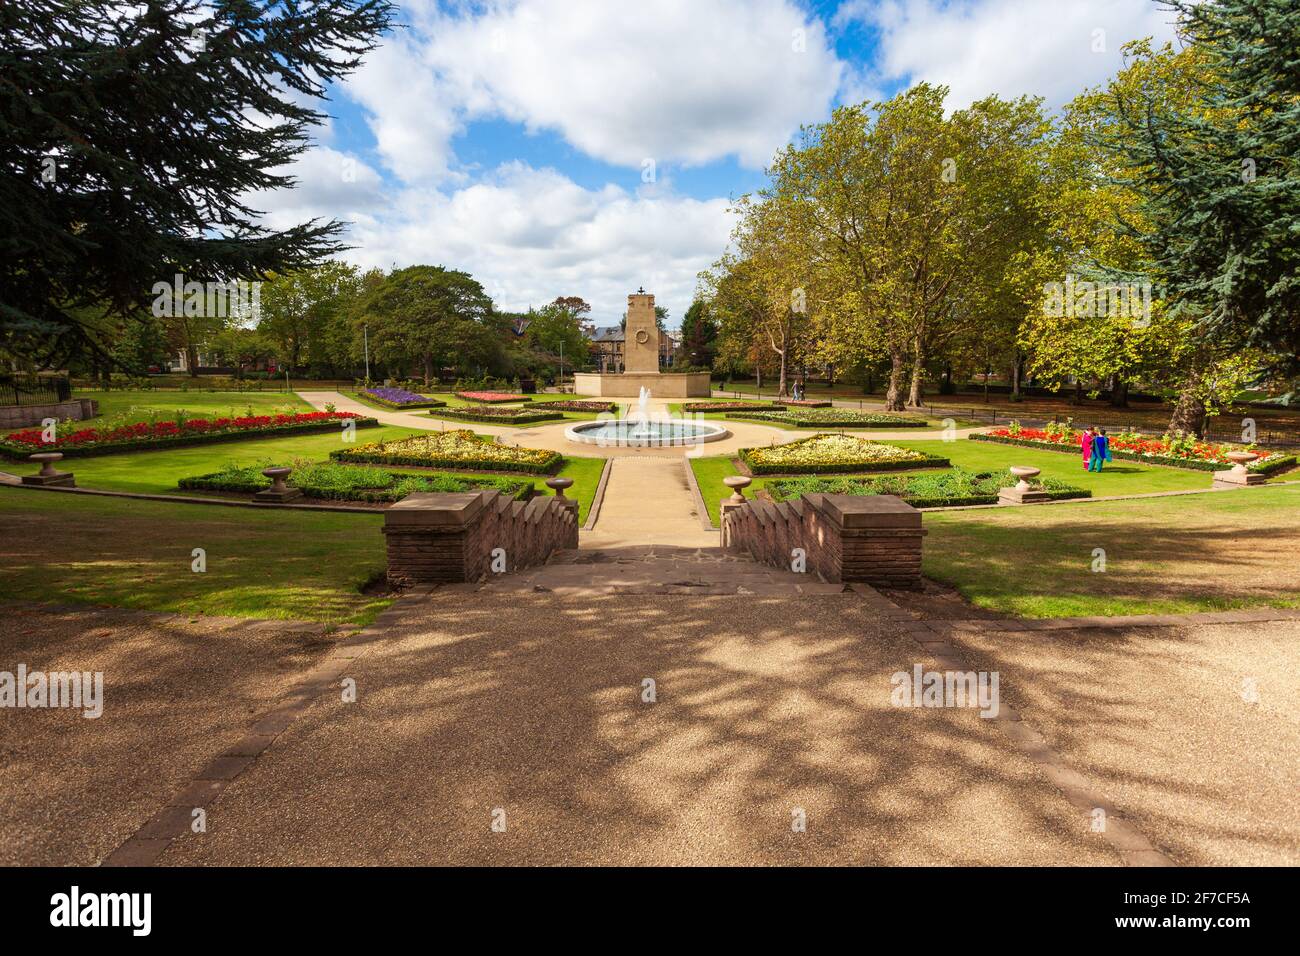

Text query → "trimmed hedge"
[330,432,562,475]
[431,407,564,425]
[178,463,530,503]
[0,416,379,459]
[970,433,1298,475]
[740,435,949,476]
[771,399,832,408]
[541,400,618,413]
[726,410,928,428]
[766,470,1090,509]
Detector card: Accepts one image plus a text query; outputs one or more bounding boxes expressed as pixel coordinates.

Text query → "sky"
[252,0,1182,331]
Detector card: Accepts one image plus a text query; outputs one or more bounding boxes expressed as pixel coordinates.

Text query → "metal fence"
[0,375,72,407]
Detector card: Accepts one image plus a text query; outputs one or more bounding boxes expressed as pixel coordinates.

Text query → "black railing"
[0,375,72,407]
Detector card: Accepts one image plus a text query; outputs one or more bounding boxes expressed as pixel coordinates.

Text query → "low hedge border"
[541,400,618,413]
[329,446,563,475]
[726,411,929,428]
[0,417,379,460]
[739,450,951,476]
[771,399,832,408]
[970,433,1298,475]
[430,408,564,425]
[178,471,531,503]
[454,392,532,404]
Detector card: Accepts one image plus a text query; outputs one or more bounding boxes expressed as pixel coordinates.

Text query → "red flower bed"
[1,411,373,458]
[455,391,530,403]
[976,426,1295,474]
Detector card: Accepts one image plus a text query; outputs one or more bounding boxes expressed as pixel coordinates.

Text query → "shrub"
[740,435,948,475]
[358,387,446,409]
[330,430,562,474]
[726,408,928,428]
[178,459,532,503]
[432,407,563,425]
[766,469,1090,508]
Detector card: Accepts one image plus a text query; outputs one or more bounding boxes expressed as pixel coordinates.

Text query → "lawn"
[0,489,390,624]
[7,423,606,524]
[921,484,1300,617]
[75,388,312,422]
[690,439,1214,525]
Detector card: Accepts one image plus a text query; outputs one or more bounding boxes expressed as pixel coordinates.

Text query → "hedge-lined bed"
[765,469,1090,509]
[330,430,562,474]
[972,429,1298,475]
[771,398,832,408]
[430,407,564,425]
[540,400,618,413]
[178,460,531,504]
[0,412,376,459]
[357,387,446,409]
[740,435,949,475]
[682,401,766,413]
[726,408,928,428]
[455,391,531,404]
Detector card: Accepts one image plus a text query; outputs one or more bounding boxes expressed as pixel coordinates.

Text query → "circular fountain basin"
[565,419,730,447]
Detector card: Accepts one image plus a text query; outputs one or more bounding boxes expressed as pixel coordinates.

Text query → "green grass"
[921,485,1300,617]
[0,489,391,624]
[690,438,1218,526]
[75,389,312,423]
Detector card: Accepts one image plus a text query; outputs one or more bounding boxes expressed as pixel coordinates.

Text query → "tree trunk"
[1072,381,1083,405]
[422,354,432,386]
[186,342,199,377]
[1168,373,1207,437]
[1011,354,1022,400]
[883,350,907,411]
[1109,376,1129,408]
[777,349,788,397]
[907,348,925,407]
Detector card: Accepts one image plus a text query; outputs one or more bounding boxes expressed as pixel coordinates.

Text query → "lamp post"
[559,339,564,392]
[363,324,370,382]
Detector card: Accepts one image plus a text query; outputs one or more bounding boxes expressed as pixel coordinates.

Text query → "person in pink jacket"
[1080,426,1095,471]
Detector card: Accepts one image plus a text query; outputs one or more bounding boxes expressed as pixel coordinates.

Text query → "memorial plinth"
[572,289,710,398]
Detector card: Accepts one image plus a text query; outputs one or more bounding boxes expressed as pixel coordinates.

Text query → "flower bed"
[972,426,1297,474]
[771,398,832,408]
[766,469,1090,509]
[0,412,375,459]
[726,408,928,428]
[330,430,562,474]
[455,391,531,404]
[740,435,948,475]
[540,400,618,413]
[682,402,766,412]
[358,387,446,409]
[432,407,564,425]
[178,459,531,504]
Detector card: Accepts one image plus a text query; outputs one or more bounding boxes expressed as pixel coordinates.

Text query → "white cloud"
[253,155,734,325]
[347,0,842,182]
[840,0,1183,110]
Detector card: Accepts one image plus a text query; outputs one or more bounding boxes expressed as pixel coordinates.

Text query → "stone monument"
[572,288,710,398]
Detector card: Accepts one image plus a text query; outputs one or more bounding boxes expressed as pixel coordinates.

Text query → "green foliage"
[767,469,1089,509]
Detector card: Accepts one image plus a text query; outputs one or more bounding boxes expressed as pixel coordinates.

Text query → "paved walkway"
[583,458,716,548]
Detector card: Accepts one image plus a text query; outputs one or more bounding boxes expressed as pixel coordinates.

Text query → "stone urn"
[1008,465,1041,492]
[545,477,574,500]
[723,475,752,503]
[254,466,302,502]
[22,452,75,487]
[998,465,1048,505]
[1224,450,1258,475]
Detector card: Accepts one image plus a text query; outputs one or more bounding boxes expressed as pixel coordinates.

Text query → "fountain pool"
[564,386,729,447]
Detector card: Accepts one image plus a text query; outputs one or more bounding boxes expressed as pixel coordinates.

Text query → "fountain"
[565,385,729,447]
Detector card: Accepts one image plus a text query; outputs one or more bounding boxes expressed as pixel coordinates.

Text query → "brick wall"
[383,489,579,586]
[721,492,926,589]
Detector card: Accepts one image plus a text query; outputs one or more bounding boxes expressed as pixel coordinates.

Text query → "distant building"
[589,326,676,372]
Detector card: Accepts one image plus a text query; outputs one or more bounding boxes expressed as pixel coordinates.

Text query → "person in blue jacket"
[1090,428,1113,471]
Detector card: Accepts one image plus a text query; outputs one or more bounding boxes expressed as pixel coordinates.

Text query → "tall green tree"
[0,0,393,366]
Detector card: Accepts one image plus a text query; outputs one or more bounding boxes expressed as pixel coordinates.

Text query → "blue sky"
[255,0,1180,329]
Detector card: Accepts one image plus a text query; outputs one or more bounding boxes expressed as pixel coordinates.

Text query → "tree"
[678,299,718,368]
[524,303,589,368]
[353,265,497,385]
[258,262,363,375]
[0,0,394,366]
[1104,0,1300,376]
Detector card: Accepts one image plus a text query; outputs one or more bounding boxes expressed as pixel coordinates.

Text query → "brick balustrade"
[383,490,579,585]
[720,493,927,589]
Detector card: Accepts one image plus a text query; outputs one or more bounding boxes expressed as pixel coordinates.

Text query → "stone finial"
[545,477,574,500]
[723,475,752,503]
[1009,465,1041,491]
[997,465,1049,505]
[22,452,75,487]
[1215,450,1265,486]
[254,466,302,502]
